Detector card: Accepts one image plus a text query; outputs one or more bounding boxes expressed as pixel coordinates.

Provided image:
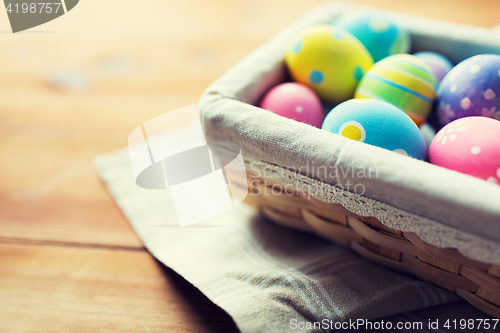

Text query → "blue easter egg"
[332,12,410,62]
[436,54,500,128]
[322,99,427,159]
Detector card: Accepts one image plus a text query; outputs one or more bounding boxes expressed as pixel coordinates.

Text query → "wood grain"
[362,0,500,28]
[0,0,499,332]
[0,243,239,333]
[0,0,337,247]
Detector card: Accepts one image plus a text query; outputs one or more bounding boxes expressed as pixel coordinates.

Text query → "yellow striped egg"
[354,54,437,126]
[285,24,374,104]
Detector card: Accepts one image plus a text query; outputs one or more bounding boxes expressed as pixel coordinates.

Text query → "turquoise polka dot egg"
[322,99,427,160]
[285,24,374,104]
[332,12,411,62]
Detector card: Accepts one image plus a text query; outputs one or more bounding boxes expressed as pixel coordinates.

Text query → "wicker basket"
[199,2,500,319]
[231,172,500,318]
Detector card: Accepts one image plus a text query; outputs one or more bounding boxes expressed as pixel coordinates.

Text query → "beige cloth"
[94,136,495,333]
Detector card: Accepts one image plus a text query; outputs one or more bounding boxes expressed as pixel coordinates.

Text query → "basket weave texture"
[238,173,500,318]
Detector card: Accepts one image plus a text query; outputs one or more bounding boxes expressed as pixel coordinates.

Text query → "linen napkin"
[93,123,497,333]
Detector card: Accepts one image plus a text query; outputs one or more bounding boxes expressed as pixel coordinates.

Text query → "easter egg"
[355,54,437,127]
[414,51,453,83]
[429,117,500,184]
[435,54,500,128]
[259,82,324,127]
[332,12,410,62]
[322,99,427,159]
[285,24,374,104]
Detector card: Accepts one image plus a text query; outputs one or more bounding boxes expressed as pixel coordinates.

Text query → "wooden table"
[0,0,498,331]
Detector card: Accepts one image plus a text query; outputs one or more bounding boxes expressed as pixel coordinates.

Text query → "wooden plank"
[489,266,500,278]
[0,0,334,247]
[0,161,144,248]
[363,0,500,28]
[456,288,500,319]
[460,266,500,299]
[302,209,362,246]
[349,241,414,275]
[0,243,238,333]
[404,232,492,271]
[261,205,314,233]
[348,217,419,257]
[476,287,500,307]
[418,250,461,274]
[362,239,401,261]
[402,254,479,292]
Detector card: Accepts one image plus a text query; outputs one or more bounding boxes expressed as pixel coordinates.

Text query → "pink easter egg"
[259,82,324,128]
[429,117,500,184]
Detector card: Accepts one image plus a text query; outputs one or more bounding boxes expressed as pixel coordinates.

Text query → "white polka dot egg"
[436,54,500,128]
[429,117,500,184]
[322,99,427,160]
